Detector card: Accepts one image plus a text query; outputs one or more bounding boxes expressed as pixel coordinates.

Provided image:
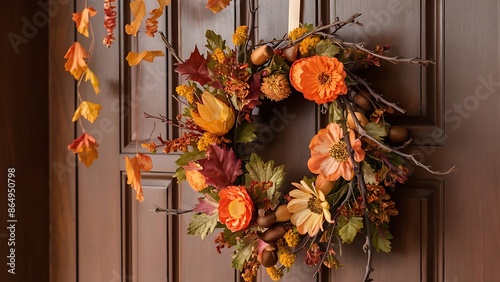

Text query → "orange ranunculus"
[308,123,365,181]
[289,56,348,104]
[218,185,254,232]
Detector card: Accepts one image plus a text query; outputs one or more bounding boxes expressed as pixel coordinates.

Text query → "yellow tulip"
[191,92,235,136]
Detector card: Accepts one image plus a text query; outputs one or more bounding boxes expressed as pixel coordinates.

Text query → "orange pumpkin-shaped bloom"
[289,56,348,104]
[218,185,254,232]
[308,123,365,181]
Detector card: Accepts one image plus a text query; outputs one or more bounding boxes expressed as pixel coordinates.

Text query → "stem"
[344,42,434,66]
[153,206,193,215]
[340,96,374,281]
[159,31,184,63]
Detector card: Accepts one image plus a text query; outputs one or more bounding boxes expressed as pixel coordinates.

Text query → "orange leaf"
[72,7,97,37]
[145,0,171,37]
[125,0,146,36]
[72,101,102,123]
[85,68,100,94]
[206,0,231,13]
[64,42,88,80]
[126,50,164,66]
[125,153,153,202]
[67,133,99,167]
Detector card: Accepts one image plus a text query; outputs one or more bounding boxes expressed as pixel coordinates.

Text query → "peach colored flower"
[290,56,347,104]
[287,180,333,237]
[308,123,365,181]
[218,186,254,232]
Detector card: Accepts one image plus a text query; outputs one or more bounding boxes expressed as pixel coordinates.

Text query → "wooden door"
[49,0,500,281]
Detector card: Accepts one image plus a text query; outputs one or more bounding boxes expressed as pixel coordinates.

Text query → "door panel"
[49,0,500,281]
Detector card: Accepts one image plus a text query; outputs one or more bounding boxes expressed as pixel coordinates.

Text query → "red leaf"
[175,46,212,85]
[198,144,243,188]
[193,196,218,214]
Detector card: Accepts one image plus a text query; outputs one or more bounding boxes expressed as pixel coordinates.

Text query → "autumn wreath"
[65,1,453,281]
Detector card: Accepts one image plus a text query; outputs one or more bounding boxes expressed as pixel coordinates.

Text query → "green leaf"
[245,154,285,206]
[336,216,363,244]
[362,161,377,185]
[364,122,388,141]
[316,39,341,57]
[371,224,393,253]
[235,122,257,143]
[223,228,244,248]
[301,176,316,188]
[187,212,218,240]
[329,100,344,124]
[173,166,186,183]
[175,149,206,166]
[231,236,257,271]
[205,30,225,51]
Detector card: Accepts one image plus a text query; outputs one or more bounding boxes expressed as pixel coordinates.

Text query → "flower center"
[228,199,245,218]
[307,196,324,214]
[317,72,332,85]
[329,140,349,161]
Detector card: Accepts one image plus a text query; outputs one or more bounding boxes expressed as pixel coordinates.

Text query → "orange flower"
[290,56,347,104]
[218,186,254,232]
[308,123,365,181]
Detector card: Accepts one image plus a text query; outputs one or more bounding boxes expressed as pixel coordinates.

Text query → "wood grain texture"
[0,1,50,282]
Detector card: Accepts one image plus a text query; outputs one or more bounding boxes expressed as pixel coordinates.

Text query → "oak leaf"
[126,50,165,66]
[175,46,212,86]
[125,0,146,36]
[197,144,242,188]
[125,153,153,202]
[64,42,88,80]
[72,7,97,37]
[72,101,102,123]
[67,133,99,167]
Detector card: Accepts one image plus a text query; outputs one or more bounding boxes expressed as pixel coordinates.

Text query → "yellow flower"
[287,180,334,236]
[279,252,296,268]
[212,47,225,64]
[261,74,291,101]
[191,92,235,136]
[233,25,248,46]
[197,132,218,151]
[299,35,321,56]
[266,266,283,281]
[288,27,308,41]
[283,228,300,247]
[176,85,195,103]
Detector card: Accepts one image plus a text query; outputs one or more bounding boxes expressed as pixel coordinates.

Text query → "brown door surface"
[49,0,500,281]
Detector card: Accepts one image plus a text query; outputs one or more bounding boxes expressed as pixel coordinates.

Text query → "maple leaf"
[64,42,88,80]
[126,50,165,66]
[67,133,99,167]
[85,68,100,94]
[72,7,97,37]
[175,46,212,86]
[125,0,146,36]
[125,153,153,202]
[72,101,102,123]
[197,144,242,188]
[193,196,218,214]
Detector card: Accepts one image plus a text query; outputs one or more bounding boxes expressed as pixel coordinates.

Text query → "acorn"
[257,225,288,243]
[261,249,278,267]
[256,205,292,228]
[388,126,409,143]
[353,92,373,112]
[347,111,369,130]
[282,45,299,62]
[251,45,274,66]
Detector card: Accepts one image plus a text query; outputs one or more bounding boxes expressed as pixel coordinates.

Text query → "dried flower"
[288,27,308,41]
[299,35,321,56]
[261,74,291,101]
[103,0,117,47]
[218,186,254,232]
[191,92,235,136]
[212,47,226,63]
[266,266,283,281]
[283,228,300,247]
[232,25,248,46]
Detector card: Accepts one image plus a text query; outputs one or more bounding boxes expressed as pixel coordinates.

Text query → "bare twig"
[152,206,193,215]
[344,42,434,66]
[159,31,184,64]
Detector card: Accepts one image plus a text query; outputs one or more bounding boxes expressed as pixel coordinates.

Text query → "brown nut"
[257,225,288,243]
[251,45,274,66]
[353,92,373,112]
[261,249,278,267]
[388,126,409,143]
[347,111,369,130]
[256,212,277,228]
[282,45,299,62]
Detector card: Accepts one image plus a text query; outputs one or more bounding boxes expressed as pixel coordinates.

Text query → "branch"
[341,96,455,175]
[159,31,184,64]
[344,42,434,66]
[152,206,193,215]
